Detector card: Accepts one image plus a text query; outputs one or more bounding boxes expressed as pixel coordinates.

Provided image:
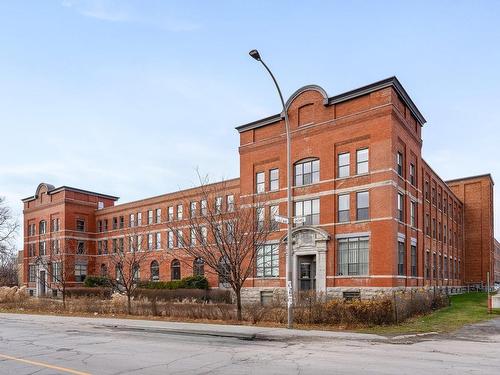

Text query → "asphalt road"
[0,313,499,374]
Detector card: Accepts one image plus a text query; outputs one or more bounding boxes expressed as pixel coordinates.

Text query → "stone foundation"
[241,285,466,303]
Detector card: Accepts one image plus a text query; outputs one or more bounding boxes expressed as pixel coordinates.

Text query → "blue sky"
[1,0,499,246]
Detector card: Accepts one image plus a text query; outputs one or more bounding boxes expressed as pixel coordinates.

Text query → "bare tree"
[0,197,19,256]
[104,227,166,314]
[0,248,18,286]
[167,173,273,321]
[33,240,75,308]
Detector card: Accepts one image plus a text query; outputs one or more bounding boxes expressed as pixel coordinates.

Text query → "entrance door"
[39,270,46,296]
[298,256,316,291]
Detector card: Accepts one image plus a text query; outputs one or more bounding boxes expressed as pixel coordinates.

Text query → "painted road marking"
[0,353,91,375]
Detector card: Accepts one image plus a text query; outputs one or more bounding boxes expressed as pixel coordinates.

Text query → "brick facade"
[22,77,497,298]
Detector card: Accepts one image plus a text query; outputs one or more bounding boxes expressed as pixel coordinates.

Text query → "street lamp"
[249,49,294,329]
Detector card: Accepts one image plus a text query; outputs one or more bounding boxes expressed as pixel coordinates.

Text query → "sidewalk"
[0,312,386,342]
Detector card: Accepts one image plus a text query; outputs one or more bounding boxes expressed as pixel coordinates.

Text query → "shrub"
[84,276,111,288]
[182,275,209,290]
[65,287,112,299]
[133,288,231,303]
[137,276,209,290]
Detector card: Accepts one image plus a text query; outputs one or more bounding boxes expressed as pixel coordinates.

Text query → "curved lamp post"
[249,49,294,329]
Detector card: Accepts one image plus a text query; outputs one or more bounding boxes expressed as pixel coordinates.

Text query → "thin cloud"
[61,0,201,31]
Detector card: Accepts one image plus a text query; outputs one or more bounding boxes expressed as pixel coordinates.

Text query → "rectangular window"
[432,187,436,205]
[269,169,279,191]
[39,241,46,256]
[190,201,197,217]
[51,239,60,254]
[256,207,265,230]
[338,153,350,178]
[201,200,207,216]
[356,148,369,175]
[444,256,448,279]
[356,191,369,221]
[201,226,207,245]
[112,239,117,253]
[226,195,234,212]
[425,214,430,236]
[156,232,161,249]
[270,205,279,231]
[397,193,405,222]
[432,218,436,239]
[337,194,350,223]
[433,253,437,278]
[444,224,447,244]
[74,264,87,283]
[177,230,184,247]
[256,244,279,278]
[425,181,429,201]
[102,240,108,255]
[409,163,416,185]
[411,244,417,277]
[295,159,320,186]
[155,208,161,224]
[40,221,46,234]
[129,213,135,227]
[137,212,142,226]
[397,152,404,177]
[148,210,153,225]
[112,217,118,230]
[148,233,153,250]
[215,197,223,214]
[168,231,174,249]
[190,228,197,246]
[256,172,265,193]
[97,220,102,232]
[337,236,369,276]
[177,205,183,220]
[29,265,36,282]
[77,241,85,254]
[398,241,405,276]
[425,251,430,279]
[52,262,61,283]
[76,219,85,232]
[103,219,108,231]
[294,198,320,225]
[97,240,102,255]
[118,237,124,253]
[410,201,417,227]
[438,192,442,210]
[119,216,124,229]
[168,207,174,221]
[51,218,60,232]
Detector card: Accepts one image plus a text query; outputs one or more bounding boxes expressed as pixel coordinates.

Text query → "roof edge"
[22,185,119,203]
[235,76,427,134]
[445,173,495,185]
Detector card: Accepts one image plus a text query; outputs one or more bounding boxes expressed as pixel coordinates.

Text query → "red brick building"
[22,77,497,299]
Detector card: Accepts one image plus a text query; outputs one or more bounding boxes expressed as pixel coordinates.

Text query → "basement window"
[343,291,361,301]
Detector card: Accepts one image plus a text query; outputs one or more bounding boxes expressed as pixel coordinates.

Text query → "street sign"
[274,215,289,224]
[293,216,306,224]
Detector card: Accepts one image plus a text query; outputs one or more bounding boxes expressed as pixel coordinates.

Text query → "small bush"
[84,276,111,288]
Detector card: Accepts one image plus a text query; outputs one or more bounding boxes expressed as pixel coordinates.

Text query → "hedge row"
[137,276,209,290]
[133,288,231,304]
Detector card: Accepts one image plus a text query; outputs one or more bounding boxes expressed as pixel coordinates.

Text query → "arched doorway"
[282,227,329,293]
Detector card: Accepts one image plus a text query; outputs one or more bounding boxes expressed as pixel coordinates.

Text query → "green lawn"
[360,292,500,335]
